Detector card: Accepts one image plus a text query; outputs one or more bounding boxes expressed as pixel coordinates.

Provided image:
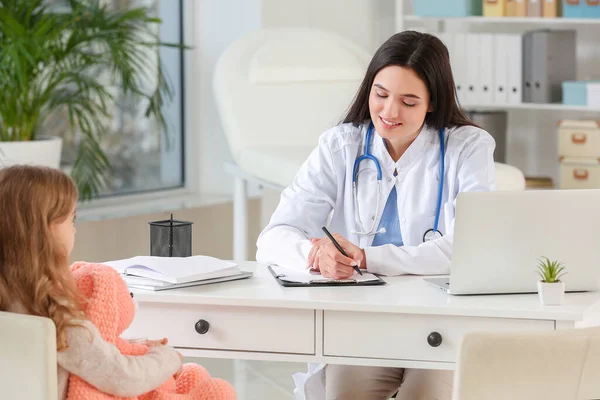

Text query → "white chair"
[494,162,525,191]
[214,27,526,261]
[214,27,372,261]
[452,328,600,400]
[0,311,58,400]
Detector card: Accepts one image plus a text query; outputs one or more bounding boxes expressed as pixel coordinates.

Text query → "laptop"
[424,189,600,295]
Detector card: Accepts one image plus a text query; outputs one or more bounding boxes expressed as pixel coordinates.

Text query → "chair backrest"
[452,327,600,400]
[214,27,372,161]
[494,162,526,191]
[0,311,58,400]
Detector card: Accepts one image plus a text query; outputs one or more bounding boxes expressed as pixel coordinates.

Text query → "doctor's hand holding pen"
[307,232,366,279]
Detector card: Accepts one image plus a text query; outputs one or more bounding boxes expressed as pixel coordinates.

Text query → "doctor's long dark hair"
[342,30,476,131]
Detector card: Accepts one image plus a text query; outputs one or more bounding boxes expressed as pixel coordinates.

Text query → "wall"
[194,0,396,196]
[72,199,262,262]
[73,0,398,262]
[81,1,599,259]
[191,0,261,196]
[261,0,395,54]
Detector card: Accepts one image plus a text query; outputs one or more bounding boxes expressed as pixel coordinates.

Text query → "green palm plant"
[536,257,567,283]
[0,0,182,199]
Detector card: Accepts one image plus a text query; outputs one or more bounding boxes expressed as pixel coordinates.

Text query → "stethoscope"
[352,123,445,243]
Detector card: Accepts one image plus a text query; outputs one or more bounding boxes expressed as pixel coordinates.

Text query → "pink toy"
[67,262,236,400]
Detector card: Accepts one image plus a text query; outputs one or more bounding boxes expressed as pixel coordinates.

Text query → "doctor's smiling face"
[369,65,431,153]
[343,31,476,161]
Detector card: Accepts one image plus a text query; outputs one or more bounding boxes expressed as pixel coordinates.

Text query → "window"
[51,0,185,197]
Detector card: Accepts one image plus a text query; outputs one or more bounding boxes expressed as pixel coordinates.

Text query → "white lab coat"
[256,120,496,399]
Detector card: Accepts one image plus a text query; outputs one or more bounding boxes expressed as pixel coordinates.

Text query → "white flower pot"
[0,136,62,169]
[537,280,565,306]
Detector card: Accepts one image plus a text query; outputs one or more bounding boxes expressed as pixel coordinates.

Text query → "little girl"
[0,165,232,399]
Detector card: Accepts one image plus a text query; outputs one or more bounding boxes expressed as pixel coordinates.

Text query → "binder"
[516,0,528,15]
[478,34,495,104]
[524,30,577,103]
[522,31,534,103]
[493,34,509,105]
[453,33,468,104]
[507,34,523,104]
[438,33,460,100]
[507,0,518,15]
[268,266,386,287]
[465,34,480,104]
[438,33,455,73]
[543,0,561,16]
[484,0,508,16]
[527,0,543,15]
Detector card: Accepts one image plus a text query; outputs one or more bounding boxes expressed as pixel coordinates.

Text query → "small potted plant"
[536,257,567,305]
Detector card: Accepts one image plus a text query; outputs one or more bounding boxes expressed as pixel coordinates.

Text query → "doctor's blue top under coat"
[371,185,404,247]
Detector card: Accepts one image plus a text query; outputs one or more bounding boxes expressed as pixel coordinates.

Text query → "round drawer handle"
[427,332,442,347]
[194,319,210,335]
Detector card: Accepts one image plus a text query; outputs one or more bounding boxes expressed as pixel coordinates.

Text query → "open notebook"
[104,255,252,290]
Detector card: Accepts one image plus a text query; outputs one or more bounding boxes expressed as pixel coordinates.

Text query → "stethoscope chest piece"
[423,228,443,243]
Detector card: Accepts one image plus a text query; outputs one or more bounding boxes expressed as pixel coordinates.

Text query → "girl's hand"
[174,352,184,379]
[144,337,168,347]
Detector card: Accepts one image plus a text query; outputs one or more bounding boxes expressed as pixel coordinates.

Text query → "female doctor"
[256,31,496,400]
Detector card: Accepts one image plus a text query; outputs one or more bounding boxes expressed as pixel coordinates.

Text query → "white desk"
[125,262,600,371]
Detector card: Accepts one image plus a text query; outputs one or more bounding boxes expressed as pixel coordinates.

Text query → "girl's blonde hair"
[0,165,84,350]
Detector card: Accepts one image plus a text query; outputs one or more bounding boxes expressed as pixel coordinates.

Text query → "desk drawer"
[323,311,553,362]
[127,303,315,354]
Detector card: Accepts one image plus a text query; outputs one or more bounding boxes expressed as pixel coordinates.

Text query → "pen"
[321,226,363,275]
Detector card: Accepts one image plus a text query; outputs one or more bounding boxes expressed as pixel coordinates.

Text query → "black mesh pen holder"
[149,214,193,257]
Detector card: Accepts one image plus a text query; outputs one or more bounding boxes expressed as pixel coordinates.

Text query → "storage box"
[484,0,508,16]
[507,0,517,15]
[588,83,600,108]
[558,119,600,159]
[507,0,527,15]
[413,0,483,16]
[559,158,600,189]
[562,0,600,17]
[583,0,600,17]
[527,0,543,15]
[563,0,584,17]
[515,0,528,15]
[562,81,588,106]
[543,0,562,17]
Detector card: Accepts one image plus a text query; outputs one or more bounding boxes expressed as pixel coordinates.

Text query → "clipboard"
[268,266,386,287]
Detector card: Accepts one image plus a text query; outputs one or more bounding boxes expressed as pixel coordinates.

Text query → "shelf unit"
[395,1,600,113]
[403,15,600,25]
[461,103,600,112]
[395,1,600,189]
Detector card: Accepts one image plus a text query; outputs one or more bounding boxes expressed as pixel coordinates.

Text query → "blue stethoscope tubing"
[352,123,445,242]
